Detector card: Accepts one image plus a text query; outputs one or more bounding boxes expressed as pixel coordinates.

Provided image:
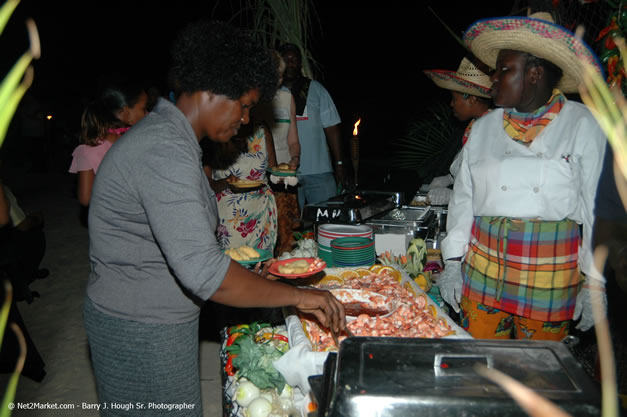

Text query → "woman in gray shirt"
[83,21,345,416]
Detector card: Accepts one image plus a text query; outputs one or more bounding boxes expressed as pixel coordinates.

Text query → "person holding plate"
[83,21,345,417]
[202,118,278,253]
[253,50,302,256]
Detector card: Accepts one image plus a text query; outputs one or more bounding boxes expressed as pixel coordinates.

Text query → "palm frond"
[243,0,320,79]
[390,102,457,177]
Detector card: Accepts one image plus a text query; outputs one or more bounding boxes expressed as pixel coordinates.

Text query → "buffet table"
[219,264,470,417]
[218,188,601,416]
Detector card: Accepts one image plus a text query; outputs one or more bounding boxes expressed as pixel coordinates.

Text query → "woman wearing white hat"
[423,57,493,205]
[439,12,607,340]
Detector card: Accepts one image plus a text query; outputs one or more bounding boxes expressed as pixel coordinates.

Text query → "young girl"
[69,81,148,206]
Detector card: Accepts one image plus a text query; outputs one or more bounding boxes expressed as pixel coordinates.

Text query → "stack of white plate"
[317,224,373,267]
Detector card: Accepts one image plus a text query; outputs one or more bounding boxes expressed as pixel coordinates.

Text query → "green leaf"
[0,0,19,36]
[0,68,31,147]
[231,334,286,392]
[0,282,11,349]
[0,52,31,114]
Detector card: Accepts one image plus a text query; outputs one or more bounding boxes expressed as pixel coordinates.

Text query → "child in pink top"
[69,76,148,207]
[69,139,113,175]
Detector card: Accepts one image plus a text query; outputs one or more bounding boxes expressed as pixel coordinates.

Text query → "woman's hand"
[207,173,238,193]
[288,156,299,170]
[294,287,346,333]
[253,258,279,280]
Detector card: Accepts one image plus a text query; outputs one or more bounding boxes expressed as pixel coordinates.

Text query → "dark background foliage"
[0,1,614,197]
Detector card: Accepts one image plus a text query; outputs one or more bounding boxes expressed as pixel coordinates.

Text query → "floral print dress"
[212,125,278,252]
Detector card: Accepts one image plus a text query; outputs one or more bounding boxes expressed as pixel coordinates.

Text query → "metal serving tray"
[309,338,600,417]
[302,191,397,224]
[367,206,434,227]
[365,206,436,241]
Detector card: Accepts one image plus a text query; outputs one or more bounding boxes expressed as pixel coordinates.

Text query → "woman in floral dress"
[205,122,278,253]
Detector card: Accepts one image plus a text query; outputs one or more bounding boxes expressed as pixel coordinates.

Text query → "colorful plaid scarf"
[503,89,566,143]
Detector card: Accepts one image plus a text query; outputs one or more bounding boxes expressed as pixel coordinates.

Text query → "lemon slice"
[355,268,372,277]
[379,266,403,282]
[369,264,382,273]
[427,304,437,318]
[403,281,417,297]
[377,266,402,282]
[340,270,359,279]
[319,275,344,285]
[301,320,310,340]
[390,269,403,282]
[413,273,431,291]
[414,293,428,309]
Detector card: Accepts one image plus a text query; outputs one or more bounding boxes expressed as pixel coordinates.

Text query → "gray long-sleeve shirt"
[87,98,231,324]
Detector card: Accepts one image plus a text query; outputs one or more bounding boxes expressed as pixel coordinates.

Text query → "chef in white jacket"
[423,57,492,205]
[439,12,607,340]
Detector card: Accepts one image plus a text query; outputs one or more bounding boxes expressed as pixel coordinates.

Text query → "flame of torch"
[353,118,361,136]
[352,118,361,190]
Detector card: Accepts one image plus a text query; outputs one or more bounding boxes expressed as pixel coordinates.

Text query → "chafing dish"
[302,191,401,225]
[309,338,600,417]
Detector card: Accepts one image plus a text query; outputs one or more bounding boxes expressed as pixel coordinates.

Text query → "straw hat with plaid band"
[462,12,603,94]
[423,57,492,98]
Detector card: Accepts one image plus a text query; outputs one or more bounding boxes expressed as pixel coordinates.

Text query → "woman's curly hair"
[169,21,278,103]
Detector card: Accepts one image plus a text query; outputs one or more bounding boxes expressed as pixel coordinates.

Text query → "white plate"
[318,224,373,236]
[317,224,373,247]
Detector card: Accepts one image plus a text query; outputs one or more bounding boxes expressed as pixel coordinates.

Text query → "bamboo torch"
[352,118,361,190]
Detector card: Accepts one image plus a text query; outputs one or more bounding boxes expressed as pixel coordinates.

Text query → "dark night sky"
[2,1,516,157]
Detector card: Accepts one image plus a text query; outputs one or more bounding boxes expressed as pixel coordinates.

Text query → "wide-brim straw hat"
[462,12,603,93]
[423,57,492,98]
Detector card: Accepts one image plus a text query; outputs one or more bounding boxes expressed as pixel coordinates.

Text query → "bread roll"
[239,245,259,258]
[234,248,251,260]
[225,248,244,261]
[278,259,310,274]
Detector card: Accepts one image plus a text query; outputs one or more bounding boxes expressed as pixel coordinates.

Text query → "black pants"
[1,226,46,302]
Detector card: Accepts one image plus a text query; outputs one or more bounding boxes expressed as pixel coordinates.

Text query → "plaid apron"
[463,216,582,322]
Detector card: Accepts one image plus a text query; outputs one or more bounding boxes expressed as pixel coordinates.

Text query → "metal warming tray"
[366,206,436,239]
[364,206,437,255]
[302,191,400,224]
[309,338,601,417]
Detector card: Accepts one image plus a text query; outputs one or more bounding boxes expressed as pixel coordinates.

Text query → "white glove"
[430,174,453,188]
[438,260,463,313]
[427,187,453,205]
[573,279,607,331]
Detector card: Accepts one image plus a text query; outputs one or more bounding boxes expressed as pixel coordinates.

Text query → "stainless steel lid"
[302,191,397,224]
[309,338,600,417]
[367,207,435,228]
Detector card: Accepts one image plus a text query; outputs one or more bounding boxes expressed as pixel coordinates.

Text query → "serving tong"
[330,320,355,349]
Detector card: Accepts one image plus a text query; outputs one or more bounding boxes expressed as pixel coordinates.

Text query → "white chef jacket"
[441,101,606,280]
